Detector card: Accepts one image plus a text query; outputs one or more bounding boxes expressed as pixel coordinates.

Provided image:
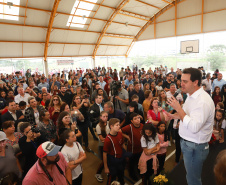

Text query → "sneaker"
[168,141,171,146]
[95,174,104,182]
[85,147,92,152]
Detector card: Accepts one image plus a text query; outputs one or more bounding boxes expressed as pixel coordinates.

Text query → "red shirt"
[147,110,161,122]
[121,124,143,154]
[103,132,124,158]
[48,106,60,125]
[23,152,68,185]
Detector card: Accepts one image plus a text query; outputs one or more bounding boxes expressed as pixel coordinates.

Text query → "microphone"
[166,89,181,107]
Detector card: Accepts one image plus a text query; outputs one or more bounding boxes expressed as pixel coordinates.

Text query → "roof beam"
[0,2,143,28]
[86,0,104,31]
[0,22,135,37]
[0,12,26,18]
[135,0,161,9]
[68,1,81,29]
[118,11,149,21]
[44,0,60,61]
[125,0,181,57]
[24,0,29,25]
[201,0,204,33]
[161,0,174,5]
[70,14,142,27]
[0,40,129,46]
[93,0,130,58]
[175,0,177,36]
[79,0,151,20]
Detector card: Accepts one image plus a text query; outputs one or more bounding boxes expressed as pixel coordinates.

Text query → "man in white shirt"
[98,76,106,90]
[166,83,183,104]
[14,87,31,105]
[166,68,215,185]
[202,73,211,94]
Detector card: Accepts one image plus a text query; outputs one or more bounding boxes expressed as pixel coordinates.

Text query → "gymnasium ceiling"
[0,0,226,60]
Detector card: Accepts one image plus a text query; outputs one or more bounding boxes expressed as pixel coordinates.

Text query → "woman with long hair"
[57,111,82,138]
[127,84,134,94]
[48,95,62,125]
[212,86,223,106]
[150,81,157,97]
[142,90,153,122]
[2,120,23,154]
[95,111,110,182]
[71,79,78,94]
[71,95,95,151]
[82,79,91,96]
[158,90,173,113]
[143,83,150,93]
[74,85,85,99]
[147,98,167,127]
[60,129,86,185]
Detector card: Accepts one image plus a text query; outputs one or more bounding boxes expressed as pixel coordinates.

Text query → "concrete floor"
[81,131,178,185]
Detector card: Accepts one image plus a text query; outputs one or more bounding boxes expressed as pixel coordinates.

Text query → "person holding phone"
[48,95,63,125]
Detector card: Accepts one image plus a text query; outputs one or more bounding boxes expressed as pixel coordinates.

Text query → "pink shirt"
[23,152,69,185]
[157,133,168,155]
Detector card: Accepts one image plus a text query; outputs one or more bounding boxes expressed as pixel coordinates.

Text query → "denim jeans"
[180,139,209,185]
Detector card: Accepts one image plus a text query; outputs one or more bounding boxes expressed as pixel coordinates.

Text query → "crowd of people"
[0,65,225,185]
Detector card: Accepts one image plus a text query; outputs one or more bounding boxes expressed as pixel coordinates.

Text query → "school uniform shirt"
[103,132,124,158]
[121,123,143,154]
[96,122,111,146]
[214,120,226,130]
[141,135,159,149]
[61,142,84,180]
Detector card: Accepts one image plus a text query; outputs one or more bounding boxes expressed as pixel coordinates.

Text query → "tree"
[207,45,226,71]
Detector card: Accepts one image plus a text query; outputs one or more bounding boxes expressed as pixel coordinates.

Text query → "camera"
[75,128,78,134]
[111,81,122,96]
[84,94,88,99]
[31,125,40,133]
[158,101,161,107]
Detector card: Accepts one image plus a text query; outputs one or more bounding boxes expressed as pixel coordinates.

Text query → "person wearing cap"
[38,77,49,92]
[23,141,72,185]
[0,131,21,180]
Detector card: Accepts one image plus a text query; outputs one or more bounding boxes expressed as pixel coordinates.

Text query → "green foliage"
[207,44,226,71]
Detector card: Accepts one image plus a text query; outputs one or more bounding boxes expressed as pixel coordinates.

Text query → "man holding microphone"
[166,68,215,185]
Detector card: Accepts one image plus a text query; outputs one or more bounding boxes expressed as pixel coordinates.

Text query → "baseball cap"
[36,141,61,158]
[0,131,9,141]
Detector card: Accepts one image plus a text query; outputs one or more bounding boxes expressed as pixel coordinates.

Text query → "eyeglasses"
[75,98,81,100]
[53,99,59,101]
[25,129,31,134]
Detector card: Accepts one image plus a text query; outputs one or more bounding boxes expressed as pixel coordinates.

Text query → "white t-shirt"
[96,122,110,146]
[61,142,84,180]
[215,120,226,130]
[156,85,163,91]
[141,135,159,149]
